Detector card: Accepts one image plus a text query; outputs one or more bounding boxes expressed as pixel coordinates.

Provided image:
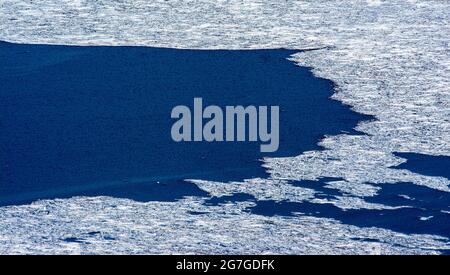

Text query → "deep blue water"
[394,152,450,180]
[0,41,368,206]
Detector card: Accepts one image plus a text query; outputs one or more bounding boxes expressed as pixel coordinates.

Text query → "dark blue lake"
[0,41,367,205]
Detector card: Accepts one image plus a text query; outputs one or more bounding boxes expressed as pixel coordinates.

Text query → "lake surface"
[0,41,368,205]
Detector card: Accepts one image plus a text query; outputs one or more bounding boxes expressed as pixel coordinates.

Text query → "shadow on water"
[0,41,369,206]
